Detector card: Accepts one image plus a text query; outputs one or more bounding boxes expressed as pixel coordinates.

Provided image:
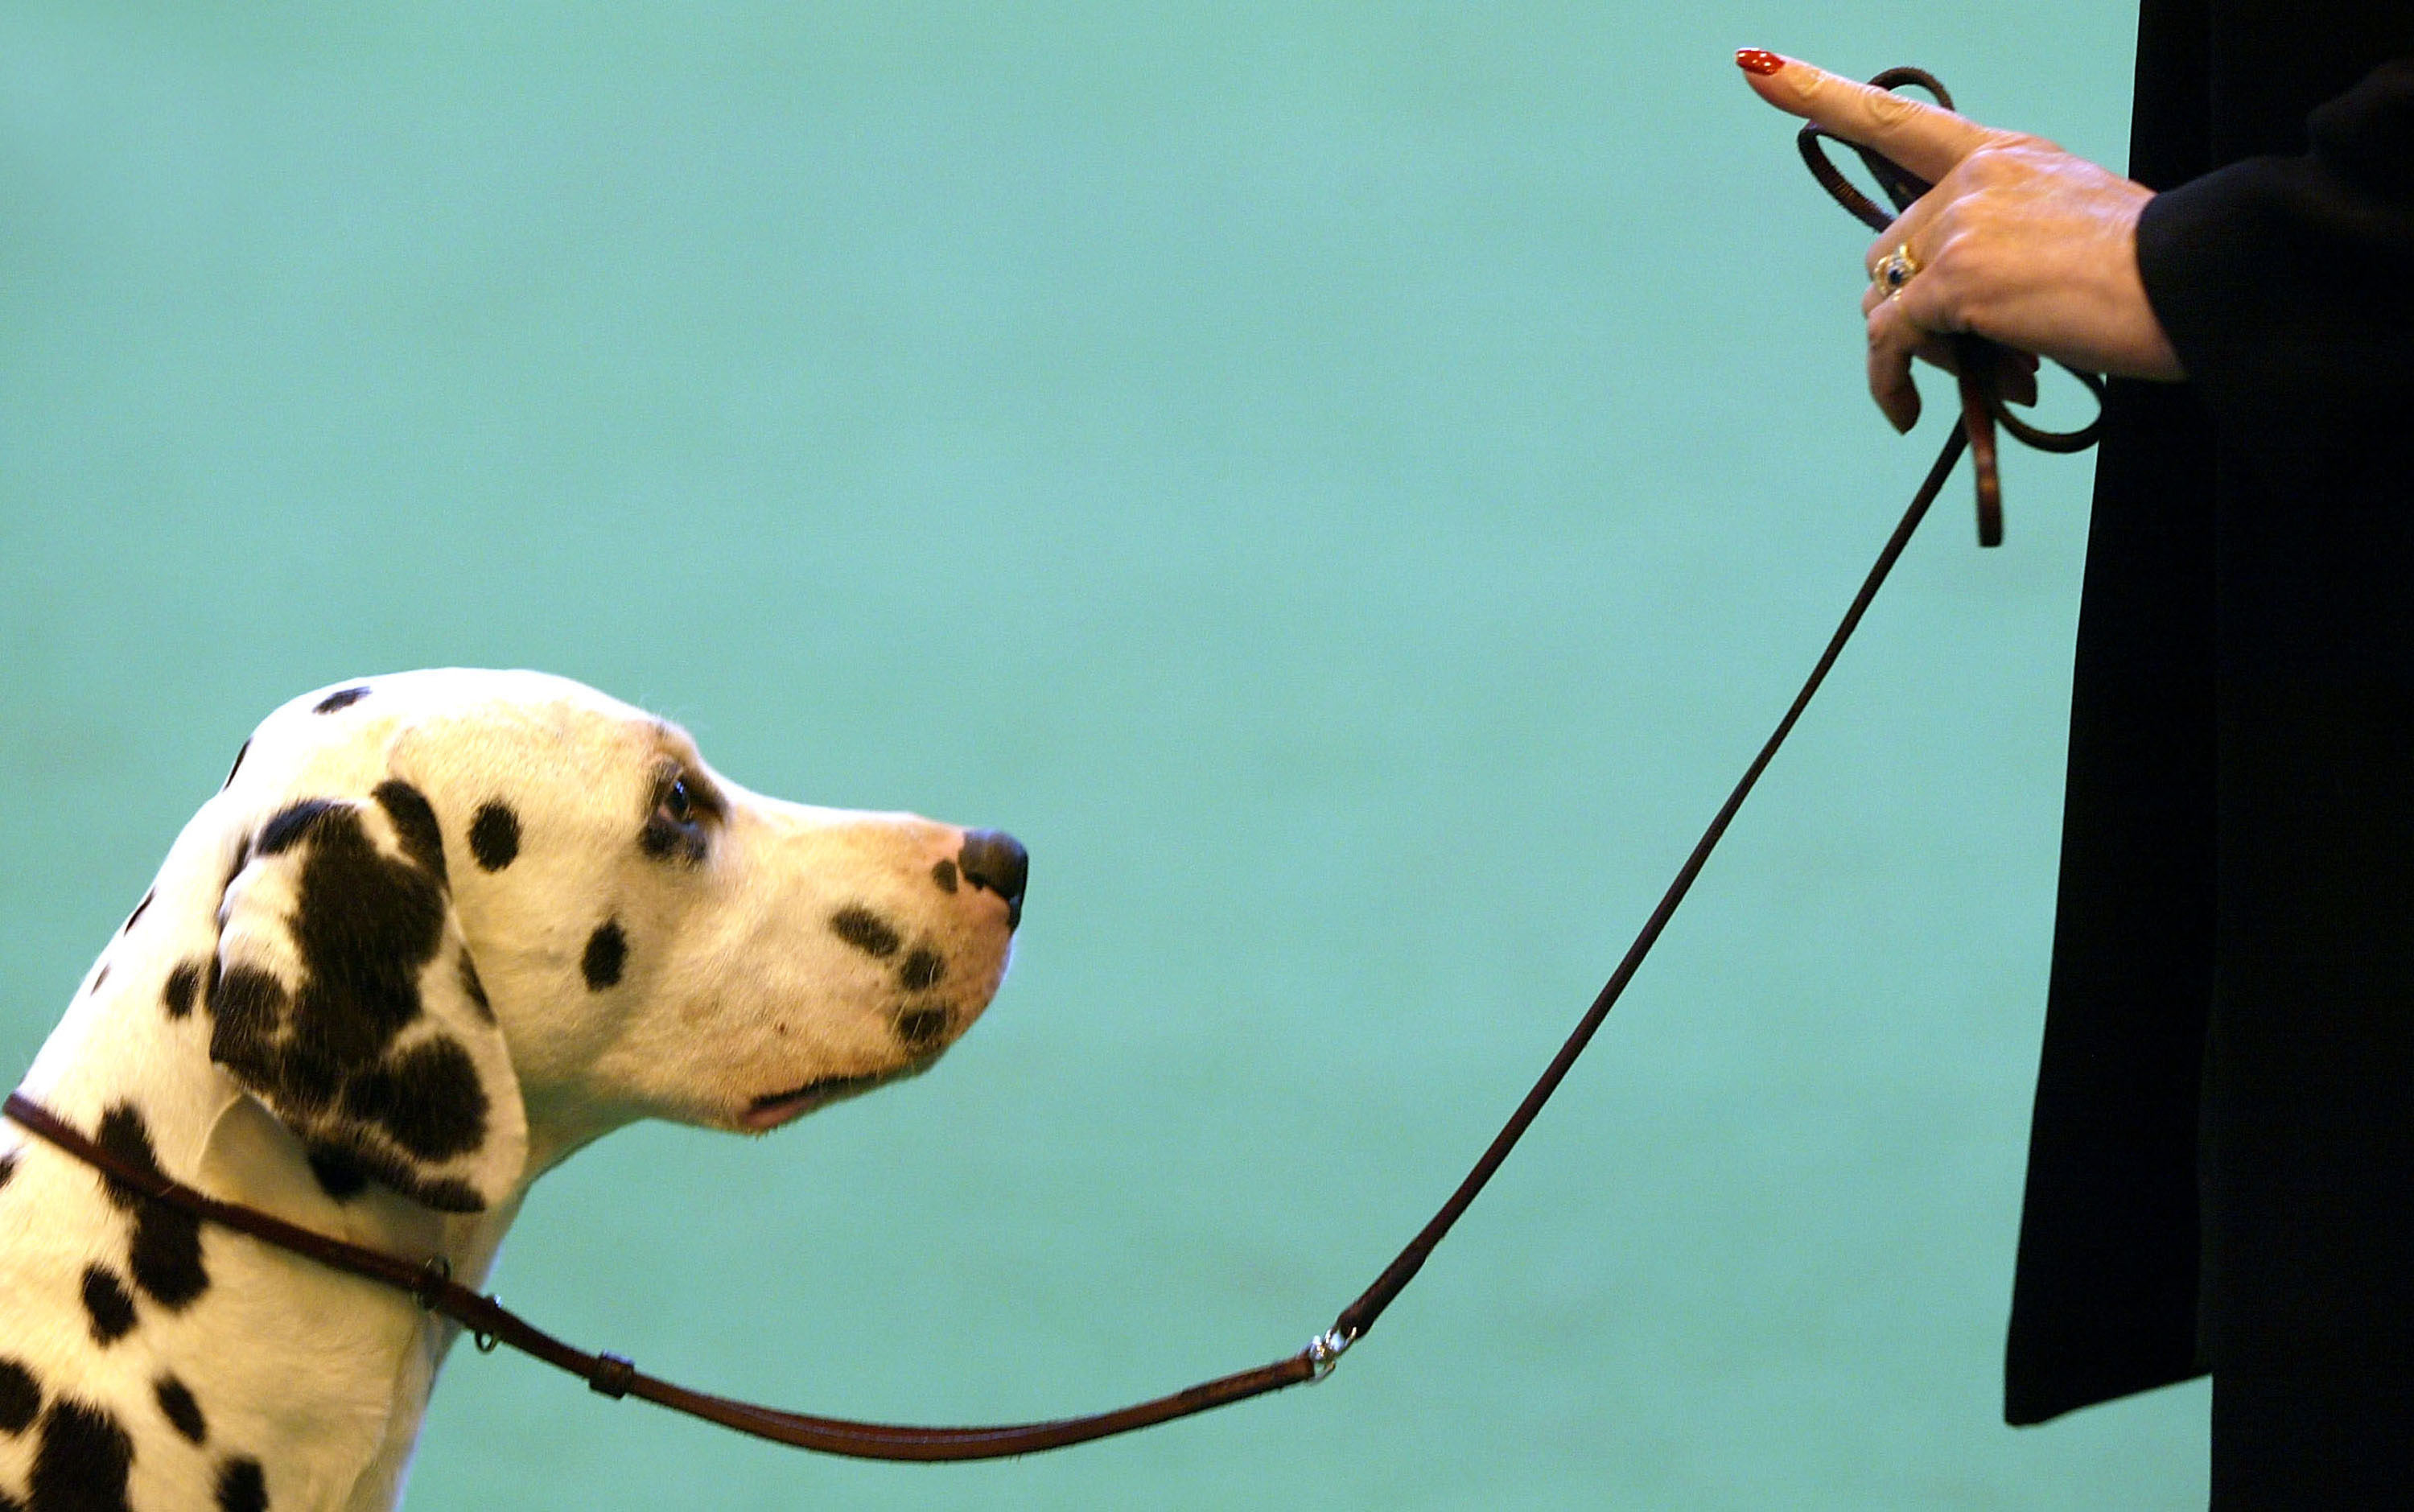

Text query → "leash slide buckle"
[591,1352,639,1399]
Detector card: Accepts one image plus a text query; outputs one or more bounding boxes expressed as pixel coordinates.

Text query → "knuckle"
[1905,275,1971,336]
[1925,225,1975,276]
[1951,241,1998,287]
[1961,145,2016,183]
[1970,134,2062,181]
[1868,302,1915,353]
[1938,231,2004,293]
[1865,89,1920,128]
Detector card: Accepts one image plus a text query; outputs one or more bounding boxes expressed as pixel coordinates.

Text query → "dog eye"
[641,768,717,863]
[659,777,696,826]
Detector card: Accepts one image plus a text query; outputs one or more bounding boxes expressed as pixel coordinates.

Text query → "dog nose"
[958,829,1028,921]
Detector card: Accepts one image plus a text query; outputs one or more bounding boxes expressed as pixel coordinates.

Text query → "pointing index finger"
[1736,51,1997,185]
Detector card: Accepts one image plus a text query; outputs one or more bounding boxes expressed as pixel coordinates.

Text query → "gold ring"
[1873,246,1920,295]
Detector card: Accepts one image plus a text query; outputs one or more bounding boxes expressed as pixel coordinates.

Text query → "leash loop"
[0,68,2102,1465]
[1794,67,1959,233]
[1794,67,2106,543]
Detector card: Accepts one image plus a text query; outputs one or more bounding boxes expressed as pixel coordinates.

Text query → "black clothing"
[2004,2,2414,1501]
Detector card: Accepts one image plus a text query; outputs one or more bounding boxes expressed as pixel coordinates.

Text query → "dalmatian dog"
[0,669,1024,1511]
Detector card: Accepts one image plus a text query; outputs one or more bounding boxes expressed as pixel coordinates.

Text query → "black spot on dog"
[93,1105,210,1312]
[469,801,521,871]
[582,920,627,990]
[216,1455,268,1512]
[130,1217,208,1311]
[164,962,205,1020]
[154,1374,207,1444]
[89,964,109,995]
[307,1145,369,1201]
[405,1175,482,1213]
[830,907,901,959]
[208,802,493,1208]
[80,1266,137,1345]
[123,891,154,935]
[310,1146,481,1213]
[222,738,251,789]
[0,1153,14,1193]
[208,966,302,1089]
[311,1152,470,1209]
[313,686,370,714]
[256,799,341,858]
[457,953,493,1021]
[31,1398,134,1512]
[342,1037,488,1162]
[373,781,447,884]
[899,949,945,992]
[896,1007,950,1050]
[931,858,958,893]
[0,1357,38,1434]
[93,1105,157,1212]
[213,805,443,1109]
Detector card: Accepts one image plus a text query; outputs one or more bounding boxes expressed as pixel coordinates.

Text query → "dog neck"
[10,970,529,1510]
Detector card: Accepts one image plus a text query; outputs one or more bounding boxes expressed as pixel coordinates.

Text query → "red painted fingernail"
[1736,49,1784,76]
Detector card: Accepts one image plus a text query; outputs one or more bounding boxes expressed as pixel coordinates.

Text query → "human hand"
[1735,49,2185,433]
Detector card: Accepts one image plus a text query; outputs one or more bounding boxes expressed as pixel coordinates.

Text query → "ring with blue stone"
[1873,245,1920,295]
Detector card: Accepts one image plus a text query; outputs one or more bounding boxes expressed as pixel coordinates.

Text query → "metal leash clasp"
[1305,1327,1354,1382]
[413,1255,452,1312]
[413,1255,499,1352]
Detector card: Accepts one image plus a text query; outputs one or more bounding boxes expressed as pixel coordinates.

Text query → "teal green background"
[0,4,2207,1506]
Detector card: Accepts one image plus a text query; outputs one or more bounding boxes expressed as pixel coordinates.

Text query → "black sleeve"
[2136,58,2414,492]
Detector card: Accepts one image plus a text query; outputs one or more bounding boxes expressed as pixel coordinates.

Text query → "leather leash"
[1,1087,1315,1460]
[2,69,2102,1465]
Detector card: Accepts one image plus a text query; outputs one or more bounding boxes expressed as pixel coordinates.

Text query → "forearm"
[2136,60,2414,469]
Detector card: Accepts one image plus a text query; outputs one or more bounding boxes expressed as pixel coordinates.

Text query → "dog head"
[192,669,1020,1211]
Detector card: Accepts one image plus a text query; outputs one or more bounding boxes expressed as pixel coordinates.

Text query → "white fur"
[0,669,1016,1510]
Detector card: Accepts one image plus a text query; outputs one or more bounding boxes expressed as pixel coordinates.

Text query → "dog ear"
[207,780,527,1213]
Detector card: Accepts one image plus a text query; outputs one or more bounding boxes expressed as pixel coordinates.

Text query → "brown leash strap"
[0,1088,1328,1461]
[1,70,2103,1463]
